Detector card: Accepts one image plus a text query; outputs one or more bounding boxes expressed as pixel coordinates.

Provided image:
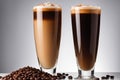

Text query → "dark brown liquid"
[33,9,61,69]
[71,13,100,70]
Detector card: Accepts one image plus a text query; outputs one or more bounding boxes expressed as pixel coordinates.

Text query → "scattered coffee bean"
[65,73,69,76]
[110,75,114,79]
[95,78,100,80]
[101,76,107,79]
[57,73,62,77]
[68,75,73,79]
[62,73,65,75]
[0,76,2,79]
[106,75,110,78]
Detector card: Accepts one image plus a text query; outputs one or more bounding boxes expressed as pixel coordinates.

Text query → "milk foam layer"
[33,2,61,11]
[71,4,101,14]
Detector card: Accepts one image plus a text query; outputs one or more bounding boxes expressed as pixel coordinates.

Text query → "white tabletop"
[70,72,120,80]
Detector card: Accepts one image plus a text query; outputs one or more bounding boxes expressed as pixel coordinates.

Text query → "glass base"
[75,77,99,80]
[40,67,56,75]
[75,69,99,80]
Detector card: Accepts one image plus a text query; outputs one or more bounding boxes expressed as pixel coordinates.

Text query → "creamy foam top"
[71,4,101,14]
[33,2,61,12]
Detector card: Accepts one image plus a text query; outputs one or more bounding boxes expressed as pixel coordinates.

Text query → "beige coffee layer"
[34,20,59,69]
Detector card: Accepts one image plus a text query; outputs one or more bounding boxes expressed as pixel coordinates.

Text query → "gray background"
[0,0,120,73]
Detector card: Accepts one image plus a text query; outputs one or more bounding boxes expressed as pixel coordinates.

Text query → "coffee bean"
[0,76,2,79]
[66,73,69,76]
[110,75,114,79]
[101,76,107,79]
[106,75,110,78]
[94,78,99,80]
[62,73,65,75]
[68,75,73,79]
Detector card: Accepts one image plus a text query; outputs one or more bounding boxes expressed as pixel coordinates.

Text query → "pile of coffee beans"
[0,66,73,80]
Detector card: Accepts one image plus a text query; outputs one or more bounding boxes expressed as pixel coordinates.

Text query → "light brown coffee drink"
[33,3,61,69]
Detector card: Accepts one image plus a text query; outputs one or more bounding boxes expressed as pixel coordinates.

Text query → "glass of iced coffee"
[33,2,61,74]
[71,4,101,79]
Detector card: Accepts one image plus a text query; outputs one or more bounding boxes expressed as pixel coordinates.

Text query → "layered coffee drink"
[71,5,101,71]
[33,2,61,73]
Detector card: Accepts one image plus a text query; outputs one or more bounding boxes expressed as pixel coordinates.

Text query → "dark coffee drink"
[33,3,61,70]
[71,5,101,70]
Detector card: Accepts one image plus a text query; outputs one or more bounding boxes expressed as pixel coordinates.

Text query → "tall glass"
[33,3,61,74]
[71,5,101,79]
